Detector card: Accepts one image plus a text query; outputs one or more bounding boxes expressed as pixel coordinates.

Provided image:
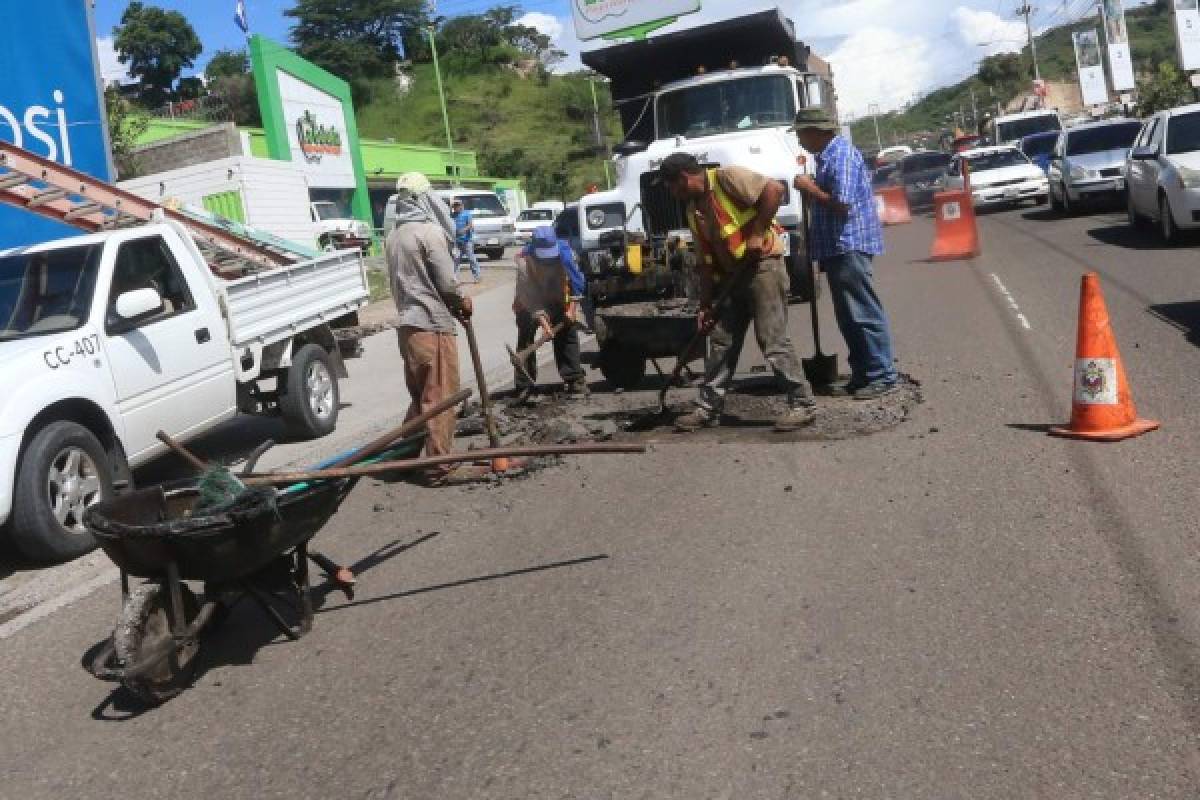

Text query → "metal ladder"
[0,140,297,277]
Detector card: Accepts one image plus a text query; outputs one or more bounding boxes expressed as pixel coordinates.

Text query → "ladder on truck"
[0,140,297,277]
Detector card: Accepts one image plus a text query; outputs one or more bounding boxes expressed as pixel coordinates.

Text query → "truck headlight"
[588,209,607,228]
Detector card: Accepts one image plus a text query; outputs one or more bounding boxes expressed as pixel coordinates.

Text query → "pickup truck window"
[105,236,196,333]
[0,244,103,341]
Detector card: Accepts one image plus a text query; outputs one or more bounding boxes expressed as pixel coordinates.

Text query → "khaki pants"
[397,327,461,469]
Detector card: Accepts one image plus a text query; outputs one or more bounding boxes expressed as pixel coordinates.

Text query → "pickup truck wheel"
[598,346,647,391]
[281,344,339,439]
[10,421,112,562]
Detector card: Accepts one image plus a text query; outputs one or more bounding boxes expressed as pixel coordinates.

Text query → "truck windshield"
[657,75,796,139]
[311,202,344,221]
[456,194,507,217]
[0,244,103,341]
[997,114,1061,142]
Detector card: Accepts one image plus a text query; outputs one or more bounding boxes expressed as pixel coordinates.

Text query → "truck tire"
[9,421,112,562]
[280,344,340,439]
[598,346,647,391]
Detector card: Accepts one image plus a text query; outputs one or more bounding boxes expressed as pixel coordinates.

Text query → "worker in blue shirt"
[451,199,482,283]
[512,226,588,398]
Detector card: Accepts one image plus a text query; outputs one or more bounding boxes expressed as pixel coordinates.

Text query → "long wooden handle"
[662,258,756,391]
[156,431,209,473]
[462,318,501,448]
[327,387,472,470]
[515,320,568,362]
[244,442,646,486]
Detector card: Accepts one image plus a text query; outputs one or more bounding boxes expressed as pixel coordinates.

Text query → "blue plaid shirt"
[810,135,884,260]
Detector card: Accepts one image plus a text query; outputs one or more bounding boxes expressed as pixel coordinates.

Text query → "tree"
[114,2,203,106]
[206,49,250,80]
[286,0,428,85]
[104,88,149,179]
[1138,62,1193,115]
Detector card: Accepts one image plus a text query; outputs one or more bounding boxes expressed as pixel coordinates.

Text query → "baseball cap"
[651,152,702,185]
[531,225,559,259]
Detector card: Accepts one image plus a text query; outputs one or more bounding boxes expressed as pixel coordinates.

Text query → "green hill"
[851,1,1179,148]
[356,63,623,200]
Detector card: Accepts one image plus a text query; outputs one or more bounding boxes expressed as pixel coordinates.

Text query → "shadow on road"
[1149,301,1200,348]
[1086,224,1188,251]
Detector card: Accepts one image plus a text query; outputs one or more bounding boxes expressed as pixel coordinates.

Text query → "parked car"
[875,145,914,166]
[434,189,517,260]
[894,151,953,209]
[310,201,372,253]
[871,163,899,190]
[1048,118,1141,214]
[1019,131,1059,174]
[1125,103,1200,243]
[944,146,1049,208]
[515,207,557,246]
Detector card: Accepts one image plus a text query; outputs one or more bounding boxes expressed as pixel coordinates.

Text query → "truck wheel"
[486,247,505,260]
[598,346,647,390]
[281,344,340,439]
[9,421,112,562]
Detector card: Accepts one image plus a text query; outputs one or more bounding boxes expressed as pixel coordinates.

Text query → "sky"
[93,0,1156,118]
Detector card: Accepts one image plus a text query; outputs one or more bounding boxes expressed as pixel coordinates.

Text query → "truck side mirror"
[614,140,649,157]
[114,288,164,326]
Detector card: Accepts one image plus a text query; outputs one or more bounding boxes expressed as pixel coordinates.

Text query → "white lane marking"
[0,567,118,641]
[990,273,1033,331]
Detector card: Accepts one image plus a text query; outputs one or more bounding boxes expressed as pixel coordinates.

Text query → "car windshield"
[967,149,1029,171]
[0,244,103,341]
[1022,135,1057,157]
[519,209,555,222]
[455,194,507,217]
[1167,112,1200,155]
[901,153,951,174]
[1067,122,1141,156]
[311,202,344,221]
[871,166,897,187]
[997,114,1061,142]
[657,75,796,138]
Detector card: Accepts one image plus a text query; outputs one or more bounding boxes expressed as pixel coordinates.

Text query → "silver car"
[1048,119,1142,214]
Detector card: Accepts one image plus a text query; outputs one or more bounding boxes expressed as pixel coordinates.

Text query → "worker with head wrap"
[386,172,475,485]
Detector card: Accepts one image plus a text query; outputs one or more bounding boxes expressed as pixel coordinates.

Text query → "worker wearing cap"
[512,225,588,398]
[658,152,816,432]
[790,107,898,399]
[386,173,476,485]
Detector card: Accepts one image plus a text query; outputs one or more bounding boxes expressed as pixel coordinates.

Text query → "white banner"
[572,0,701,41]
[1100,0,1136,91]
[1074,30,1110,107]
[1174,0,1200,71]
[277,70,355,190]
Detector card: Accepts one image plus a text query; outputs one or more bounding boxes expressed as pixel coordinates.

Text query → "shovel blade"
[802,353,839,388]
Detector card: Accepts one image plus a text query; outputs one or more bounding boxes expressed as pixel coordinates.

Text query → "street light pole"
[1017,4,1042,83]
[427,25,458,186]
[868,103,882,152]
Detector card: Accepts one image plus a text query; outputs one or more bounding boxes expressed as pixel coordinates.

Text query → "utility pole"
[427,26,458,186]
[589,78,613,190]
[868,103,882,152]
[969,84,978,129]
[1017,4,1042,83]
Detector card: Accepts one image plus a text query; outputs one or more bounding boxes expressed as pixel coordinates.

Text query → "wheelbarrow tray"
[86,477,358,583]
[596,303,704,360]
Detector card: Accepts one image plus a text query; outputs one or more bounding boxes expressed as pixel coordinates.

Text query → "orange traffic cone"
[874,186,911,226]
[929,189,980,261]
[1049,273,1159,441]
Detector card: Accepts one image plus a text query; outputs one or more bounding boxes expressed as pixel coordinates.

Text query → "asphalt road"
[4,205,1200,798]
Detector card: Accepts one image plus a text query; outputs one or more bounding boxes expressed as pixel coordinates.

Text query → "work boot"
[674,406,719,433]
[565,379,590,397]
[515,386,534,404]
[853,381,899,401]
[774,402,817,432]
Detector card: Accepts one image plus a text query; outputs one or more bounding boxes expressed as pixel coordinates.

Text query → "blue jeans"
[456,240,481,281]
[820,250,897,387]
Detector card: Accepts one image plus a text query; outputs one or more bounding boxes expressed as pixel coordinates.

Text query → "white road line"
[990,273,1033,331]
[0,566,118,641]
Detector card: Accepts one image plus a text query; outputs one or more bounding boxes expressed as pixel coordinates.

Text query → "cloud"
[516,11,583,73]
[95,36,131,85]
[827,27,938,119]
[952,7,1026,56]
[516,11,563,41]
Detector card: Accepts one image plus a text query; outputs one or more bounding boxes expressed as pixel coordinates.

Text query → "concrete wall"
[130,123,244,178]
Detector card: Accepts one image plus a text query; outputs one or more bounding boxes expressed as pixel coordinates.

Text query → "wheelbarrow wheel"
[114,582,201,704]
[598,345,647,391]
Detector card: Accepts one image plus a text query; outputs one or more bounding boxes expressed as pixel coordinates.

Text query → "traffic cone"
[929,189,980,261]
[874,186,911,226]
[1049,272,1159,442]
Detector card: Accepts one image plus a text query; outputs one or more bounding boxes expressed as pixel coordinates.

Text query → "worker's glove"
[697,306,717,334]
[536,312,554,338]
[457,296,474,321]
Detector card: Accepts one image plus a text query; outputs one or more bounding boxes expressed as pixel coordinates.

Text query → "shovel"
[799,205,839,388]
[507,319,568,387]
[461,316,510,471]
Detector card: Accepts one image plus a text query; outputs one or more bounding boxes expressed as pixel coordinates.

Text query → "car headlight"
[1178,166,1200,189]
[1069,165,1091,182]
[587,209,608,228]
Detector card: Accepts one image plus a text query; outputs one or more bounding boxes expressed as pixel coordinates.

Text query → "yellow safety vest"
[688,168,781,270]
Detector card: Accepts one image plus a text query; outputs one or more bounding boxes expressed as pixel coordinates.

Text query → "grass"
[367,267,390,302]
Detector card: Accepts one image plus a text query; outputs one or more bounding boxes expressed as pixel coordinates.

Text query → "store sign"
[1174,0,1200,71]
[572,0,701,40]
[0,0,112,248]
[1101,0,1136,92]
[277,70,354,189]
[1073,30,1110,107]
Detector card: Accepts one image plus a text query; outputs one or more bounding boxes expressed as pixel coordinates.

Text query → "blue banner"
[0,0,113,249]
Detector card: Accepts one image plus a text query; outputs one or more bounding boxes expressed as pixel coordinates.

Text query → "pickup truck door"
[101,233,236,462]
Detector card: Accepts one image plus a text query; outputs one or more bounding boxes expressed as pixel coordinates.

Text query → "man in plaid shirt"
[791,108,898,399]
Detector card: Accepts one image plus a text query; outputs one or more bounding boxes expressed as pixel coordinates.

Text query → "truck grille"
[639,171,693,235]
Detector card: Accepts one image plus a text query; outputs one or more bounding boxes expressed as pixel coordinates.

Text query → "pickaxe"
[507,319,568,386]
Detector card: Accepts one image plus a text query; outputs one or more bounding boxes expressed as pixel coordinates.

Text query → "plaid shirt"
[810,135,884,260]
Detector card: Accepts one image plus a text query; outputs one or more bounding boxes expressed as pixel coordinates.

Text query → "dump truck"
[573,9,838,389]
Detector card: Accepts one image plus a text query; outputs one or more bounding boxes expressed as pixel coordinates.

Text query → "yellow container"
[625,243,643,274]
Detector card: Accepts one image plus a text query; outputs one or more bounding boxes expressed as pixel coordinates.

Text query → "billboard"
[1100,0,1136,92]
[573,0,701,41]
[277,71,356,190]
[1074,30,1110,107]
[0,0,113,249]
[1173,0,1200,71]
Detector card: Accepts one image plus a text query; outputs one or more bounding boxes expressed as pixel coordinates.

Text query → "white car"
[1125,103,1200,243]
[514,207,557,247]
[944,146,1049,208]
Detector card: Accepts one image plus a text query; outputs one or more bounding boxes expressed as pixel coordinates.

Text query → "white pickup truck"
[0,220,369,561]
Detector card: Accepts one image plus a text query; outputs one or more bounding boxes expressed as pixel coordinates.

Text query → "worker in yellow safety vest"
[656,152,816,432]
